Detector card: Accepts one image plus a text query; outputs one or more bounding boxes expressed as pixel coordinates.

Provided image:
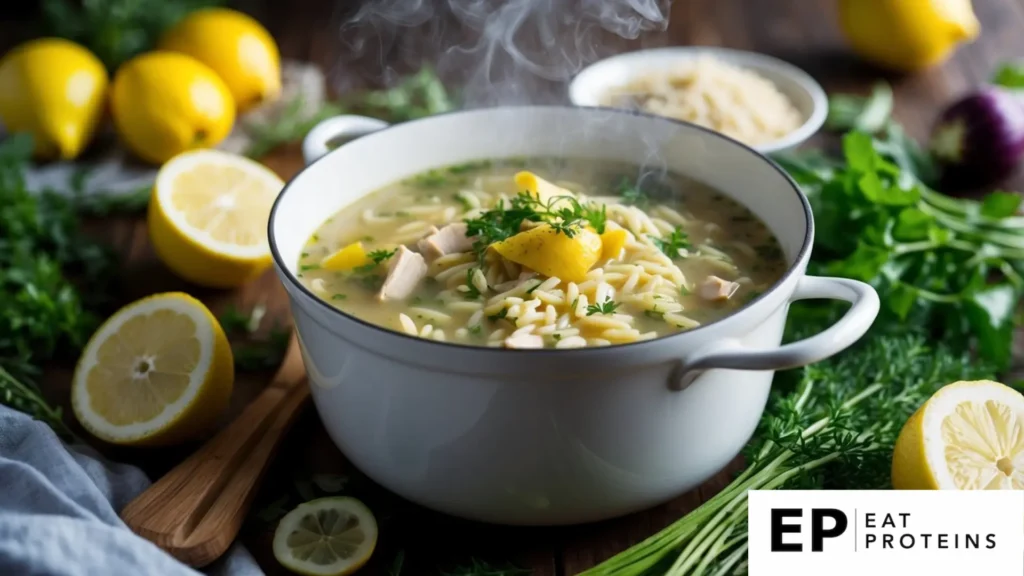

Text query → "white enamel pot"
[270,106,880,526]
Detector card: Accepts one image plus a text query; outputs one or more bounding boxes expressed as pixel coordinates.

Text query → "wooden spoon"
[121,333,310,567]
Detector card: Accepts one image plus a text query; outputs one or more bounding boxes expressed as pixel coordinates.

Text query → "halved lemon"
[892,380,1024,490]
[273,497,378,576]
[148,149,283,288]
[71,292,234,446]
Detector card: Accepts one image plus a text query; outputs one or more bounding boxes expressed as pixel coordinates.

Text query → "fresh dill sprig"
[580,305,996,576]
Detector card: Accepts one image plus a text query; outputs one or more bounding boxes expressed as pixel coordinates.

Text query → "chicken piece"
[503,333,545,349]
[417,222,476,261]
[697,275,740,301]
[377,246,428,301]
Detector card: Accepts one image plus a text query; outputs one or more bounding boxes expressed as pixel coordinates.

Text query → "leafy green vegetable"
[587,298,620,316]
[825,81,893,133]
[40,0,223,72]
[777,130,1024,369]
[651,227,691,258]
[582,306,996,576]
[0,134,128,436]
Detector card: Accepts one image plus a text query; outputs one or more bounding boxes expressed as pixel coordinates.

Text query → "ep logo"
[770,508,848,552]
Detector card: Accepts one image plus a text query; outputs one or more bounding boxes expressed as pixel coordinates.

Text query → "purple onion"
[929,85,1024,192]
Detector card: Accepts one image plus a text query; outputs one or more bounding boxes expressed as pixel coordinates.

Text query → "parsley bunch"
[0,135,126,437]
[777,131,1024,370]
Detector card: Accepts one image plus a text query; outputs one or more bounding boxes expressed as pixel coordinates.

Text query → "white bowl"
[568,46,828,154]
[275,107,878,526]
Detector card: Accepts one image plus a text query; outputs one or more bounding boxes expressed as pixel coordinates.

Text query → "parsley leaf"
[586,297,620,315]
[651,227,691,257]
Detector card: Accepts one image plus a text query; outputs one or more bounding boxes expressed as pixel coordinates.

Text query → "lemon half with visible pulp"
[273,497,378,576]
[148,149,283,288]
[71,292,233,446]
[892,380,1024,490]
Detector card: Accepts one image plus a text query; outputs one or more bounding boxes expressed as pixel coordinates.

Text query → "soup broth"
[297,158,787,349]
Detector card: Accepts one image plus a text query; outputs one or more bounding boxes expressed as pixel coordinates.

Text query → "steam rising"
[336,0,672,107]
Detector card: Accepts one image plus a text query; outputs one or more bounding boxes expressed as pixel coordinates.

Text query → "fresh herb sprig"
[587,298,620,315]
[582,307,995,576]
[777,130,1024,370]
[651,227,691,258]
[0,134,124,436]
[40,0,223,72]
[464,191,607,262]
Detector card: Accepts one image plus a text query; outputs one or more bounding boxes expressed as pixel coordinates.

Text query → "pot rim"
[268,105,813,357]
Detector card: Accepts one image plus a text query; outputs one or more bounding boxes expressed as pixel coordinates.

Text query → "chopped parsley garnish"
[587,297,620,315]
[468,324,483,335]
[300,263,321,271]
[525,281,542,294]
[463,268,483,300]
[570,297,579,311]
[652,227,691,257]
[488,308,509,321]
[352,248,397,278]
[301,251,310,257]
[332,294,347,300]
[644,309,664,319]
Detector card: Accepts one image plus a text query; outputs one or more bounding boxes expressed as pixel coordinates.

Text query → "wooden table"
[30,0,1024,574]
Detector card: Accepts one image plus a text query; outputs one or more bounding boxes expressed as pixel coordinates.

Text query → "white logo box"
[748,490,1024,575]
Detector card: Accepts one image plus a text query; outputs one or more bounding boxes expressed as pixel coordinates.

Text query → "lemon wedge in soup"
[492,224,602,283]
[600,228,628,261]
[322,242,371,272]
[515,171,576,209]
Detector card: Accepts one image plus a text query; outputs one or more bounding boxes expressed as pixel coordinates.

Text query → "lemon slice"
[273,497,378,576]
[148,149,283,288]
[71,292,234,446]
[892,380,1024,490]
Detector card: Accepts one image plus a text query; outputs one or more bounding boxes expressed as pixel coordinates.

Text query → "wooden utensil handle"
[121,334,310,567]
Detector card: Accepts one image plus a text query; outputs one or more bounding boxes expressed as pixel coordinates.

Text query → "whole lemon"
[838,0,980,73]
[111,51,235,165]
[0,38,108,160]
[159,8,281,112]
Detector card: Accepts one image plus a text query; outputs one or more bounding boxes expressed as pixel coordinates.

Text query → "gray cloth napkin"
[0,404,265,576]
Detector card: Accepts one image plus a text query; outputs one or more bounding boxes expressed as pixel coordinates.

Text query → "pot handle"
[302,115,390,165]
[669,276,880,391]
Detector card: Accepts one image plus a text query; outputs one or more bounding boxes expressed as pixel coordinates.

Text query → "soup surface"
[297,158,787,349]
